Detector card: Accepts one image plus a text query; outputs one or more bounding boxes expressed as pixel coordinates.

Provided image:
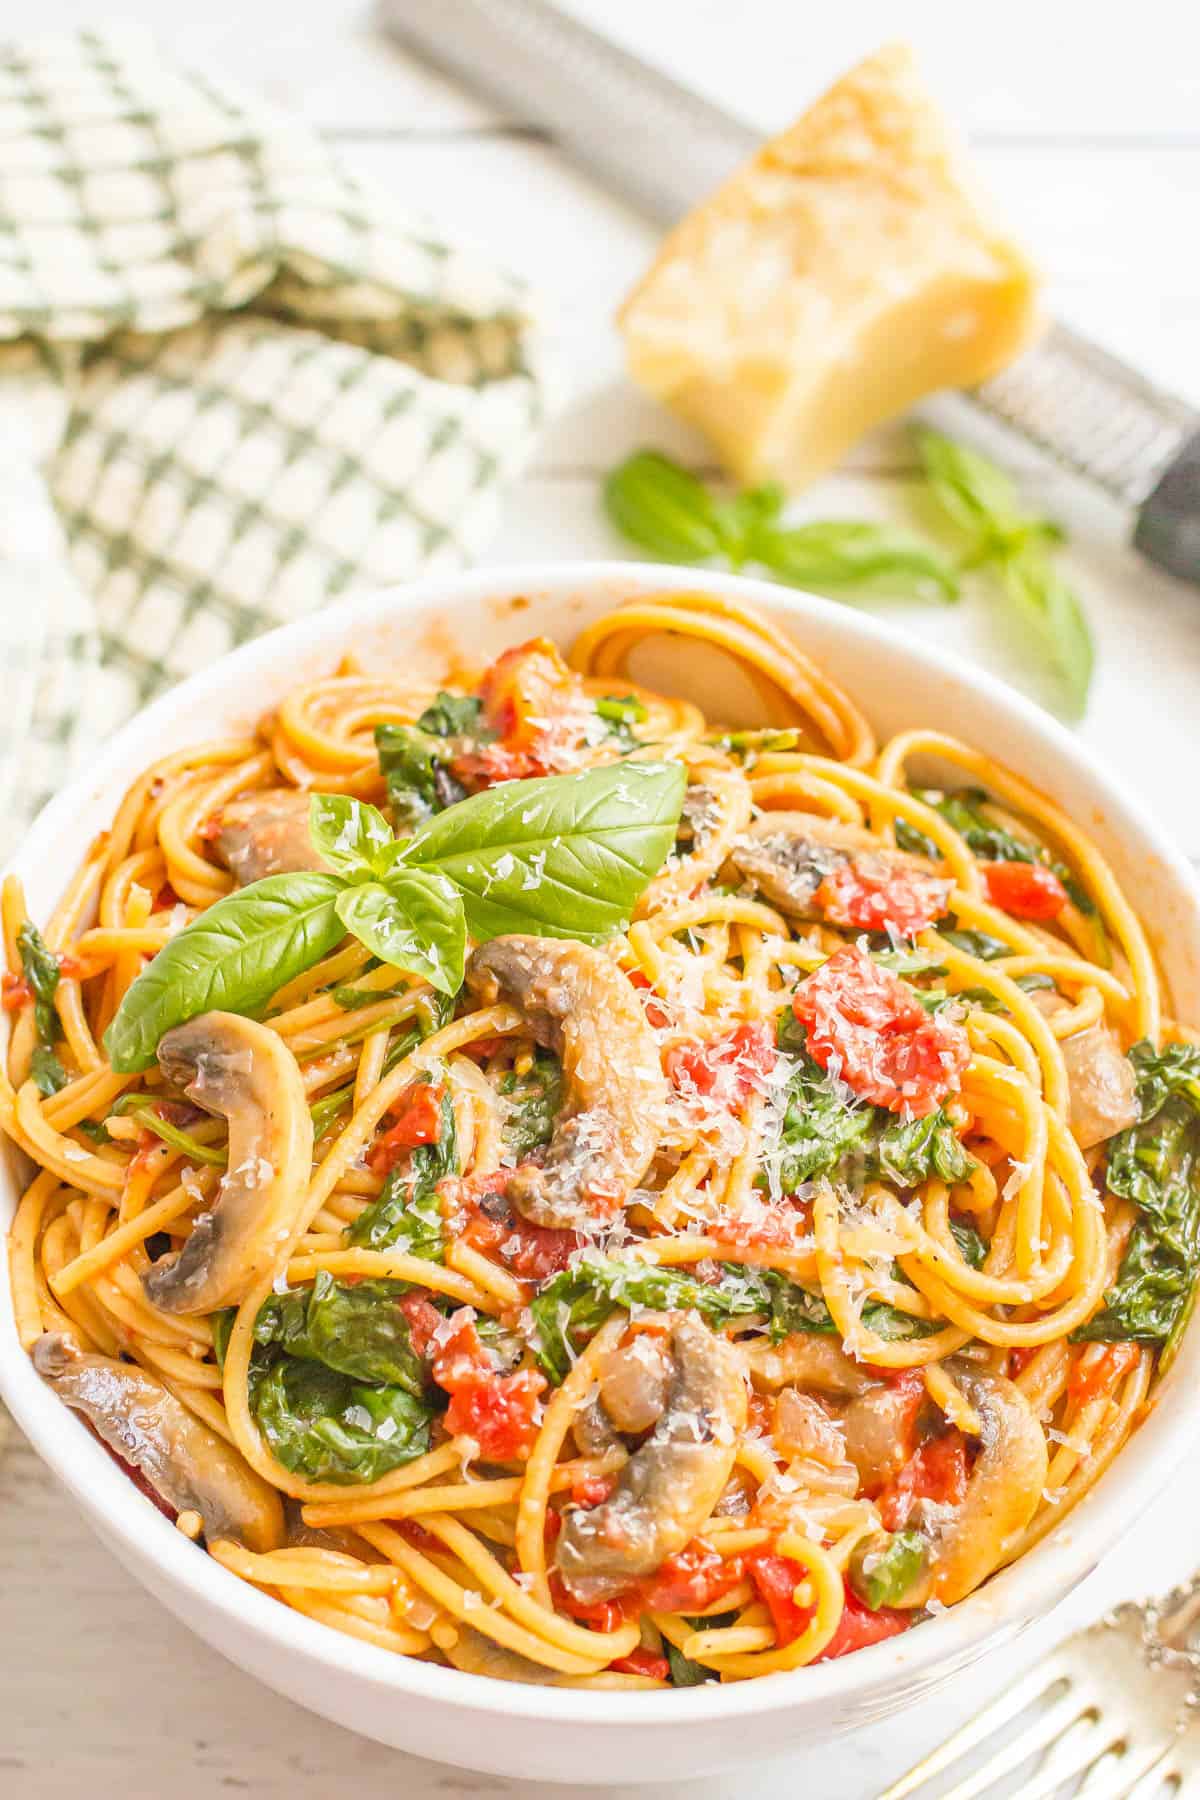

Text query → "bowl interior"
[3,561,1199,1736]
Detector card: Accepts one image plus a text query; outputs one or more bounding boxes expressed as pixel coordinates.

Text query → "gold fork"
[878,1576,1200,1800]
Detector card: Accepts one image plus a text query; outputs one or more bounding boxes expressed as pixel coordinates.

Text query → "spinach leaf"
[348,1084,458,1254]
[916,788,1094,915]
[375,723,468,832]
[892,816,940,860]
[253,1357,434,1484]
[666,1640,718,1687]
[1075,1042,1200,1355]
[595,694,647,751]
[30,1045,69,1096]
[850,1531,926,1609]
[529,1254,932,1382]
[499,1055,563,1157]
[713,727,802,760]
[335,869,465,997]
[399,761,686,944]
[105,873,346,1072]
[949,1215,988,1269]
[110,1093,226,1166]
[254,1271,428,1396]
[939,928,1014,962]
[332,981,403,1010]
[765,1049,972,1192]
[17,921,62,1048]
[417,692,484,738]
[210,1308,235,1369]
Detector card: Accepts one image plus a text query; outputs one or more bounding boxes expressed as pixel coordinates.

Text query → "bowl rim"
[3,557,1199,1728]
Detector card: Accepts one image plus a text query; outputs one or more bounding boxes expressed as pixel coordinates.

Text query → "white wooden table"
[3,3,1199,1794]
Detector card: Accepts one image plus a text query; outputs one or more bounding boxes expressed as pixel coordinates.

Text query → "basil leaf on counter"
[105,872,345,1072]
[400,760,686,943]
[603,451,732,562]
[752,521,960,601]
[335,869,465,997]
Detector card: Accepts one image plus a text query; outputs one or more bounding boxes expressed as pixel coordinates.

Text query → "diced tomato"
[665,1022,777,1110]
[746,1550,815,1649]
[548,1573,635,1634]
[153,881,181,911]
[627,968,670,1029]
[366,1082,445,1176]
[980,860,1068,921]
[399,1520,441,1554]
[543,1506,563,1546]
[453,1169,581,1282]
[710,1197,811,1251]
[791,945,970,1117]
[433,1311,546,1462]
[398,1293,443,1360]
[877,1430,969,1531]
[814,1580,911,1660]
[1,972,31,1011]
[641,1540,745,1614]
[817,860,950,936]
[1008,1345,1038,1378]
[444,1369,545,1462]
[570,1472,618,1509]
[847,1370,927,1498]
[1067,1342,1140,1407]
[609,1648,670,1681]
[454,638,590,787]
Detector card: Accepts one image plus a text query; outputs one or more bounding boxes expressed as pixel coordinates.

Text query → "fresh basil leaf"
[1000,553,1094,721]
[253,1357,434,1484]
[30,1044,69,1096]
[914,431,1028,540]
[105,873,346,1072]
[308,794,394,880]
[400,761,686,945]
[753,521,960,602]
[1015,972,1057,994]
[335,870,465,997]
[603,451,730,561]
[417,692,484,738]
[17,921,62,1046]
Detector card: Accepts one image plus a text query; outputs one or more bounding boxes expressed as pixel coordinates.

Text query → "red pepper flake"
[791,945,970,1117]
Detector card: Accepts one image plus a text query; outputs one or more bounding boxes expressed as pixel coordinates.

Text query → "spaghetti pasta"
[5,593,1197,1690]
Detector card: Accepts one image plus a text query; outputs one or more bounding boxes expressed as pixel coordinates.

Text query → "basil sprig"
[604,451,959,601]
[915,432,1094,718]
[106,760,685,1071]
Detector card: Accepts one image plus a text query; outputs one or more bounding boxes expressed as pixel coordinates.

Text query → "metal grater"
[378,0,1200,585]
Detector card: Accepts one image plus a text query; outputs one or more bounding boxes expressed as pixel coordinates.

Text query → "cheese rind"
[618,44,1042,488]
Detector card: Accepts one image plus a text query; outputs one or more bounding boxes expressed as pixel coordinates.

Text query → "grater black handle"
[1133,430,1200,585]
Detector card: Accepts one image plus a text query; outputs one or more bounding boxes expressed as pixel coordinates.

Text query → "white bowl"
[3,563,1199,1783]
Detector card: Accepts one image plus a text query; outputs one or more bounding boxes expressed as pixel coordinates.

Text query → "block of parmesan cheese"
[618,45,1042,488]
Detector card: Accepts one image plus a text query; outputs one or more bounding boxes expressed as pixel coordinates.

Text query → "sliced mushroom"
[1033,992,1138,1149]
[572,1332,673,1455]
[465,936,669,1231]
[210,789,327,887]
[726,813,939,922]
[900,1367,1048,1609]
[556,1315,747,1603]
[746,1333,879,1399]
[33,1333,283,1550]
[143,1012,313,1314]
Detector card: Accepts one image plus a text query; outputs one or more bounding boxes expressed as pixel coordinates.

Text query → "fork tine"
[1017,1732,1175,1800]
[877,1662,1073,1799]
[917,1703,1105,1800]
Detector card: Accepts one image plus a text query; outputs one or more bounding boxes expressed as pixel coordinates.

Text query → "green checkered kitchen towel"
[0,27,556,857]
